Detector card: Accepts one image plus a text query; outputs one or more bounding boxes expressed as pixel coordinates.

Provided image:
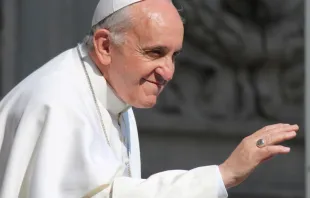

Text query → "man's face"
[107,2,184,108]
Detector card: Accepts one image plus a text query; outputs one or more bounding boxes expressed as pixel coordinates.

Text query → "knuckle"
[269,127,276,132]
[241,136,252,147]
[275,123,284,129]
[241,137,249,144]
[276,134,287,143]
[272,127,283,133]
[265,135,272,145]
[243,135,251,141]
[284,133,290,139]
[265,146,273,155]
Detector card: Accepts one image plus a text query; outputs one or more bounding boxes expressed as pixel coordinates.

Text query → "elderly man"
[0,0,299,197]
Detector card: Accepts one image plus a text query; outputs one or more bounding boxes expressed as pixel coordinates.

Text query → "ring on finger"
[256,138,266,148]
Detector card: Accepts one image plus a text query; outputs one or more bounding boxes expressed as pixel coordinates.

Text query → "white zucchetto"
[92,0,142,26]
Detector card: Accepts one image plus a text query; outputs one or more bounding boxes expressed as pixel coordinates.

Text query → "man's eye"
[147,49,164,58]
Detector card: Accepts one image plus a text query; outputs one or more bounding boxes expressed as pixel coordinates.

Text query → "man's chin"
[133,97,157,109]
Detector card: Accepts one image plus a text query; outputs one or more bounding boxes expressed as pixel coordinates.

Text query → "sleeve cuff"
[215,166,228,198]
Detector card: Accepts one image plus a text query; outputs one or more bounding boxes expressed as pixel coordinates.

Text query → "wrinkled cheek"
[141,82,151,93]
[139,83,153,97]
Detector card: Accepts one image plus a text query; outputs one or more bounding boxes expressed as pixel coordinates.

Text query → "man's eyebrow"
[142,45,169,51]
[143,45,183,54]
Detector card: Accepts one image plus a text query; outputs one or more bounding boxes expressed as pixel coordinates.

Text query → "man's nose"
[155,64,174,82]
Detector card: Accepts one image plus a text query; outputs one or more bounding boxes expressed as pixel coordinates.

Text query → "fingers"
[254,123,299,137]
[263,131,297,146]
[254,123,286,137]
[219,123,299,188]
[271,124,298,134]
[259,145,291,162]
[255,125,298,163]
[264,123,289,131]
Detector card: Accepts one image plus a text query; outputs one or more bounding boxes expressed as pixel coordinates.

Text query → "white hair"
[82,6,132,50]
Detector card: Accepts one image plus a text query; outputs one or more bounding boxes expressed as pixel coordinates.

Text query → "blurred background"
[0,0,305,197]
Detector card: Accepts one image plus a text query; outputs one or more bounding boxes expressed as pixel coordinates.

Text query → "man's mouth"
[143,78,166,86]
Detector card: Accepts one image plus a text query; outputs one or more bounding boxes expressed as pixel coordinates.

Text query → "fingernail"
[284,147,290,152]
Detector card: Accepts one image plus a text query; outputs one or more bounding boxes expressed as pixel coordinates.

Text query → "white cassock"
[0,44,228,198]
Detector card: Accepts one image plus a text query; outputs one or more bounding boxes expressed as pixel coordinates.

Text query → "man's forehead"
[133,25,183,51]
[130,12,183,51]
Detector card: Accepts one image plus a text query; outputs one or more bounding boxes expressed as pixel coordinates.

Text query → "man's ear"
[93,29,112,65]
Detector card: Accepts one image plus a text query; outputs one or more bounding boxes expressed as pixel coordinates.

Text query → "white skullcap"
[92,0,142,27]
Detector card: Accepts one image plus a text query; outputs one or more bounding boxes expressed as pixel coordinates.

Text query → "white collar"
[77,44,131,116]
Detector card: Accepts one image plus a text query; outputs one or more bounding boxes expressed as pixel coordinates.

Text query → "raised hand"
[219,123,299,188]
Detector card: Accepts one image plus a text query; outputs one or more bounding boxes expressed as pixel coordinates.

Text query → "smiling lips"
[143,78,166,86]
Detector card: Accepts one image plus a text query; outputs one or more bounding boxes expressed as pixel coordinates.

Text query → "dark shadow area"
[0,0,2,95]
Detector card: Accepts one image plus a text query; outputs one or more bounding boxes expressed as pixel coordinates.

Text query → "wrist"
[219,163,237,189]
